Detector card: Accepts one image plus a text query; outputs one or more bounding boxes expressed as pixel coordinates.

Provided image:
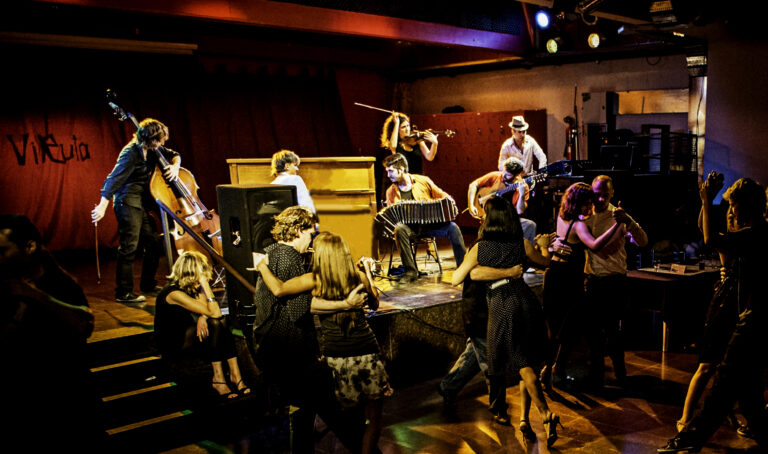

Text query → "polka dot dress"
[478,240,549,375]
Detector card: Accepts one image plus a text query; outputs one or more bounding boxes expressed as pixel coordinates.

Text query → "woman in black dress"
[380,111,438,175]
[452,197,562,447]
[154,251,250,399]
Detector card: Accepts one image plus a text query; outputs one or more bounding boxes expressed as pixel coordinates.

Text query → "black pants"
[179,317,238,363]
[585,274,628,382]
[688,316,768,445]
[114,202,161,296]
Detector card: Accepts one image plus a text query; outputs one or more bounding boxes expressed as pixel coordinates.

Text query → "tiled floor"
[63,247,765,453]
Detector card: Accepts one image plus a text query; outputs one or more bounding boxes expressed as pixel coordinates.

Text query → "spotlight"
[535,10,551,29]
[587,33,604,48]
[546,37,563,54]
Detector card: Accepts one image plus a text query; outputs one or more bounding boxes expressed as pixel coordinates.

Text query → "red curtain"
[0,51,352,250]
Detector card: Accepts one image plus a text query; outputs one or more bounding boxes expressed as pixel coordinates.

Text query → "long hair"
[167,251,212,295]
[479,197,523,242]
[312,232,361,336]
[723,177,767,225]
[270,206,317,242]
[135,118,168,147]
[312,232,359,300]
[380,113,410,149]
[270,149,300,177]
[559,182,594,221]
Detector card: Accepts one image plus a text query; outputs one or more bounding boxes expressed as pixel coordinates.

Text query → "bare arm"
[255,257,314,297]
[7,280,95,339]
[166,277,222,318]
[388,112,400,153]
[467,181,480,217]
[452,244,479,286]
[419,131,438,161]
[525,235,551,268]
[470,264,523,281]
[573,219,622,251]
[311,284,366,314]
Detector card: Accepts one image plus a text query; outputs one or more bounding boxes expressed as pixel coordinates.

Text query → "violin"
[107,98,223,262]
[404,128,456,142]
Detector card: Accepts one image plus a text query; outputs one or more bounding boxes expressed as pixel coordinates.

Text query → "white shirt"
[271,173,316,213]
[498,135,547,174]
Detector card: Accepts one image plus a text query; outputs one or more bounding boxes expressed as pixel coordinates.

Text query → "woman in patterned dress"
[452,196,562,448]
[255,232,391,454]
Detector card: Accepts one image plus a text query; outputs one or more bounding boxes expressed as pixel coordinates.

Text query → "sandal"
[212,381,238,400]
[519,419,537,442]
[543,413,563,448]
[234,378,251,396]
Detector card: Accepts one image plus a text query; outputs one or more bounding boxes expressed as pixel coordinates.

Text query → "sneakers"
[116,292,146,303]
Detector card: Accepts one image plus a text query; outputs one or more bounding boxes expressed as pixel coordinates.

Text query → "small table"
[627,264,719,352]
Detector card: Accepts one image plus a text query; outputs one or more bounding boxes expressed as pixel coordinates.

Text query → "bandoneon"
[375,198,459,237]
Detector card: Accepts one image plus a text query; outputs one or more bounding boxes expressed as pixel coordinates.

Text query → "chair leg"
[430,238,443,274]
[387,238,396,276]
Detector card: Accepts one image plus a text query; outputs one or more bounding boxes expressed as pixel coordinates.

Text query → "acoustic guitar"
[470,172,548,220]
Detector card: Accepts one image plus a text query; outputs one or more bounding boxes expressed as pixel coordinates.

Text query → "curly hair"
[723,177,767,224]
[270,149,300,177]
[503,157,524,175]
[270,206,317,242]
[559,182,594,221]
[135,118,169,147]
[380,113,410,149]
[167,251,212,295]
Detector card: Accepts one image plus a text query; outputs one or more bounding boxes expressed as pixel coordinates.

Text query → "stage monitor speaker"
[216,184,297,327]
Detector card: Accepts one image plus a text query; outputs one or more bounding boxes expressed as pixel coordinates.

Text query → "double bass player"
[91,118,180,303]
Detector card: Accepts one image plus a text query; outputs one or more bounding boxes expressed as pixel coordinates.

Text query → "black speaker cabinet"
[216,184,297,325]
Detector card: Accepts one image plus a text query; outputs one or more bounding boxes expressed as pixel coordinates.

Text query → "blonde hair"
[311,232,359,300]
[270,149,300,177]
[167,251,212,294]
[271,206,317,242]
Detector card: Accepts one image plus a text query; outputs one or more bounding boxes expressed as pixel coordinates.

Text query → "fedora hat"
[508,115,529,131]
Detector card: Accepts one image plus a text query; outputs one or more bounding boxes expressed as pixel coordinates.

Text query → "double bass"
[107,99,223,262]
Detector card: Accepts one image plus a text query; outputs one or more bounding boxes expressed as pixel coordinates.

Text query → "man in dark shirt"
[91,118,180,302]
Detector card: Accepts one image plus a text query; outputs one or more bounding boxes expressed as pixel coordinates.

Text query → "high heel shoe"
[543,413,563,448]
[519,419,537,442]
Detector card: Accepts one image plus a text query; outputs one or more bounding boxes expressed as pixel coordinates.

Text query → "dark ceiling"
[0,1,756,78]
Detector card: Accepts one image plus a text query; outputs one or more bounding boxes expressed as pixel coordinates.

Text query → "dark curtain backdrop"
[0,48,352,250]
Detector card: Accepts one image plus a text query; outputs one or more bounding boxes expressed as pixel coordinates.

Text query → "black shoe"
[657,434,702,453]
[490,409,511,426]
[141,286,163,297]
[116,292,146,303]
[436,385,457,414]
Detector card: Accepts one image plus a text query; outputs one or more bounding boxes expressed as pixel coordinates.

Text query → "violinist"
[91,118,181,303]
[380,111,438,175]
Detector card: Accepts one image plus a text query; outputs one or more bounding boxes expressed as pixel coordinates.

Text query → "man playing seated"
[382,153,466,282]
[467,156,537,243]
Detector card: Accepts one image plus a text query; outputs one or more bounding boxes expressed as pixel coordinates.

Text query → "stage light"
[546,37,562,54]
[535,10,551,29]
[587,32,603,48]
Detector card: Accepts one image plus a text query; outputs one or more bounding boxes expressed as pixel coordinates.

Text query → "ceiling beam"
[36,0,529,53]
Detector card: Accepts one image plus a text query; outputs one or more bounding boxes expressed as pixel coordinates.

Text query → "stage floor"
[56,246,763,453]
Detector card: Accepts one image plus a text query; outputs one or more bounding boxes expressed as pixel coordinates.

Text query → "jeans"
[394,221,466,275]
[520,217,537,244]
[439,336,489,397]
[114,202,161,296]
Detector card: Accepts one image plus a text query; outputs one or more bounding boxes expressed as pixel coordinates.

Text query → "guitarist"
[91,118,181,303]
[468,157,537,243]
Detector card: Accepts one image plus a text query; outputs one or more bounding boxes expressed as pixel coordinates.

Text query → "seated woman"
[254,232,391,454]
[154,251,250,399]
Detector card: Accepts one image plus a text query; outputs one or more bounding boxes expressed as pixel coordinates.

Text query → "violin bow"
[94,220,101,284]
